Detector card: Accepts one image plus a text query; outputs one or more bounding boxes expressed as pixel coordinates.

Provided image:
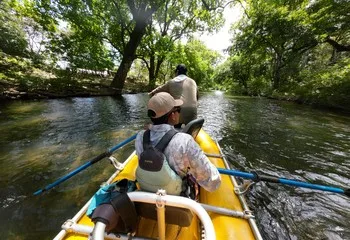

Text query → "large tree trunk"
[110,17,150,94]
[148,55,165,90]
[272,53,283,89]
[155,57,164,81]
[148,54,156,91]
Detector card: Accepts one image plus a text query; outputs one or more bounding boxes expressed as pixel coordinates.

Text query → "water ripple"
[1,93,350,240]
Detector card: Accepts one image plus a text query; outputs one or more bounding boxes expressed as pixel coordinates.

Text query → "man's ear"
[168,112,175,123]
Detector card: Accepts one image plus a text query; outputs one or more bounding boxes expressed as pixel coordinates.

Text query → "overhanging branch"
[325,36,350,52]
[201,0,236,11]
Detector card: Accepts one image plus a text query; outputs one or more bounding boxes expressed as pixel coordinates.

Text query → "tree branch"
[236,0,250,19]
[161,0,171,35]
[201,0,236,11]
[102,36,123,55]
[138,56,150,70]
[126,0,137,16]
[170,15,196,41]
[325,36,350,52]
[112,0,132,36]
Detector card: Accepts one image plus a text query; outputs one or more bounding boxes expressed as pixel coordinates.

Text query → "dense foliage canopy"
[214,0,350,109]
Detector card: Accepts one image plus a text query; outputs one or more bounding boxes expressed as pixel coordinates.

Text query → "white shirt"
[135,124,221,192]
[173,74,187,82]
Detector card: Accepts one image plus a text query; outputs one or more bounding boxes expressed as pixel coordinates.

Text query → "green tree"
[168,39,221,88]
[52,29,114,71]
[138,0,225,90]
[34,0,231,93]
[35,0,162,92]
[232,0,317,89]
[223,0,350,109]
[0,0,28,57]
[308,0,350,55]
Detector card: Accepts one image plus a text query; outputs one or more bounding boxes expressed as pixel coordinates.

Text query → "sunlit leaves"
[168,39,221,87]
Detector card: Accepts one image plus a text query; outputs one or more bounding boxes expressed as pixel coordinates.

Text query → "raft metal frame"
[53,152,136,240]
[55,142,263,240]
[216,141,263,240]
[92,191,216,240]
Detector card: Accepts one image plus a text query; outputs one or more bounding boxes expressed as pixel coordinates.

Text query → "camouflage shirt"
[135,124,221,192]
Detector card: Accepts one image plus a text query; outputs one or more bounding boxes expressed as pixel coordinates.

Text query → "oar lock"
[109,156,123,170]
[234,171,262,195]
[234,180,257,195]
[234,171,280,195]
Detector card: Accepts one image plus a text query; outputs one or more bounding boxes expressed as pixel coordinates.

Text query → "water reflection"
[0,93,349,240]
[198,91,232,140]
[218,97,350,240]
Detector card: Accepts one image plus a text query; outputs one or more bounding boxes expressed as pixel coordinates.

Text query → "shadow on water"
[0,93,349,240]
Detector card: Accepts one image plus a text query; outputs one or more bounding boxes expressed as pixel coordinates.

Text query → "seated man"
[135,92,221,197]
[149,64,198,127]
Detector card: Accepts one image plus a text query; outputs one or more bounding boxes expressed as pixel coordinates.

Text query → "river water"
[0,92,349,240]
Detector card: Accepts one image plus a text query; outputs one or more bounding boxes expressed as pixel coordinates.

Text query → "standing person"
[149,64,198,126]
[135,92,221,197]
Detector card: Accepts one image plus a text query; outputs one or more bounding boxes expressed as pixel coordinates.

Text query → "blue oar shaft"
[278,178,345,194]
[33,161,94,195]
[217,168,349,196]
[34,134,137,196]
[218,168,255,179]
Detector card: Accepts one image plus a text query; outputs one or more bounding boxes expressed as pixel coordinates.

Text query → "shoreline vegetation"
[0,52,149,100]
[1,52,349,115]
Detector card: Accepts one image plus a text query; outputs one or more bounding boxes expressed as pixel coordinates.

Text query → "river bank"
[0,68,149,100]
[0,52,148,101]
[0,76,147,100]
[1,52,349,113]
[2,76,350,114]
[266,95,350,114]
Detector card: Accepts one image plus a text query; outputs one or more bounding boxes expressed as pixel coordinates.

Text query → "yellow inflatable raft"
[54,128,262,240]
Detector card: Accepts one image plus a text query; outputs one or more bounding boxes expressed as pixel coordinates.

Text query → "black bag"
[139,129,177,171]
[89,179,138,234]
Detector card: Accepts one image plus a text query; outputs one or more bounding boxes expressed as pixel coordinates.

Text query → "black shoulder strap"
[155,129,177,152]
[142,129,177,152]
[142,130,151,150]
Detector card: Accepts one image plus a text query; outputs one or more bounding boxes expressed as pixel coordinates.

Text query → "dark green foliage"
[1,0,349,111]
[0,1,28,57]
[167,40,221,89]
[214,0,350,110]
[55,32,114,71]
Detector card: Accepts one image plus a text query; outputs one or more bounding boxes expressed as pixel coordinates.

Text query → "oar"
[34,134,137,196]
[218,168,350,197]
